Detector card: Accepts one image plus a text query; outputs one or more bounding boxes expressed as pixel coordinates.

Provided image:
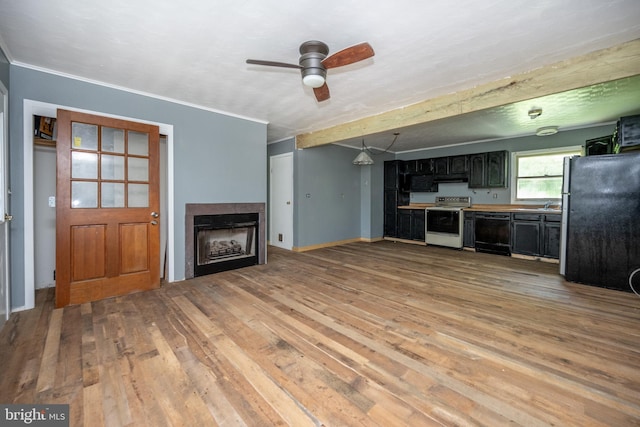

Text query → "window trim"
[510,145,583,204]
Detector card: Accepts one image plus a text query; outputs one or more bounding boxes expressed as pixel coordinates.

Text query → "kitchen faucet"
[544,201,552,209]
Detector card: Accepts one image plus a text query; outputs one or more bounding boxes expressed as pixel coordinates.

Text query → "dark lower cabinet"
[542,217,561,259]
[463,212,475,248]
[411,209,425,241]
[398,210,412,240]
[511,213,561,258]
[398,209,425,241]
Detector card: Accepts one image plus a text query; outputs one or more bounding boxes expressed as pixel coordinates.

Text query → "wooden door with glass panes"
[55,109,160,308]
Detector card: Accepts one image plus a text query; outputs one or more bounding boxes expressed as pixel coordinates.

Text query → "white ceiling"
[1,0,639,152]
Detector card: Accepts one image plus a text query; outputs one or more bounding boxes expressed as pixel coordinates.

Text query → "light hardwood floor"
[1,241,639,426]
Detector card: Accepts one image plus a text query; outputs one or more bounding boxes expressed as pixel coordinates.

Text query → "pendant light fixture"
[353,140,374,165]
[352,133,400,166]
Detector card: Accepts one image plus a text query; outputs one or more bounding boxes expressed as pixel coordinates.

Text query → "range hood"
[433,175,468,183]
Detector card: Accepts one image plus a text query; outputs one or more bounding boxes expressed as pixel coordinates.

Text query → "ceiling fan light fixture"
[302,74,325,88]
[536,126,559,136]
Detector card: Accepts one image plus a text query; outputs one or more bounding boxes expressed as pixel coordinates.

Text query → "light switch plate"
[48,196,56,207]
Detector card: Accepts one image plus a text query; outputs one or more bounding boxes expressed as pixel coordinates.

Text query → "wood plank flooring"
[1,241,640,426]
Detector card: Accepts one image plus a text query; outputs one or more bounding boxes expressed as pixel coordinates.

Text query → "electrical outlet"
[48,196,56,207]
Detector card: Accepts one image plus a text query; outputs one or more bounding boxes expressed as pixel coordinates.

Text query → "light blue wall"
[9,65,266,308]
[398,125,616,205]
[295,144,362,248]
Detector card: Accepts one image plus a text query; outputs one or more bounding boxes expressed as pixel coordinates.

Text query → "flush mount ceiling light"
[528,107,543,119]
[536,126,559,136]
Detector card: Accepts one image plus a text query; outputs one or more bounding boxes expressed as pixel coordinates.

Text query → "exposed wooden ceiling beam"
[296,38,640,149]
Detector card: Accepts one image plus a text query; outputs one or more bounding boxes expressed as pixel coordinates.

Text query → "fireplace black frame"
[193,213,259,276]
[185,203,266,280]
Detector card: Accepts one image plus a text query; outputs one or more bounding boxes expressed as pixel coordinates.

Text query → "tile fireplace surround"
[185,203,266,279]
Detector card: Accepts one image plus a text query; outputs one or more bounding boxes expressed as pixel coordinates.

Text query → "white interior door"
[0,81,10,329]
[269,153,293,250]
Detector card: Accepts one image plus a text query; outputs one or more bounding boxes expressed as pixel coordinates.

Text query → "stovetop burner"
[434,196,471,208]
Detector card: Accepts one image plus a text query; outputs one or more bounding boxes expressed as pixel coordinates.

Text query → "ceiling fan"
[246,40,375,102]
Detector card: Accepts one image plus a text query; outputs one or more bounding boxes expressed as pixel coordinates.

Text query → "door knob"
[150,220,158,226]
[4,213,12,221]
[151,212,159,218]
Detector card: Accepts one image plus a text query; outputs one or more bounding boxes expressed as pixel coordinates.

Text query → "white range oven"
[425,196,471,249]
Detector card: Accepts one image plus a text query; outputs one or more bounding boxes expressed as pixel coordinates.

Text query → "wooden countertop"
[398,203,561,214]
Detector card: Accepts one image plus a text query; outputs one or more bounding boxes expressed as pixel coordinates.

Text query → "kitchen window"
[511,146,582,202]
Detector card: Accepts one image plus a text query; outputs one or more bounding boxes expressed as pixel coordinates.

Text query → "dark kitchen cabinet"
[398,209,412,240]
[468,151,508,188]
[398,208,425,241]
[450,155,468,175]
[412,209,425,241]
[384,160,405,189]
[468,153,486,188]
[433,157,449,176]
[616,114,640,151]
[542,214,561,258]
[384,161,410,237]
[511,212,561,259]
[463,211,475,248]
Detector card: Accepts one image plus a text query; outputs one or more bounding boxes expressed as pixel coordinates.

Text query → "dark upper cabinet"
[468,151,508,188]
[486,151,508,187]
[416,159,433,174]
[468,153,487,188]
[617,114,640,150]
[405,160,418,174]
[450,155,468,175]
[433,157,449,176]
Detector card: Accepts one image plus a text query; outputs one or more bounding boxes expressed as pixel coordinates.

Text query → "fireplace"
[194,213,258,276]
[185,203,266,279]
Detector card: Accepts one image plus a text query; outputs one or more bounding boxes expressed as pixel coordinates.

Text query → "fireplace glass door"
[194,213,259,276]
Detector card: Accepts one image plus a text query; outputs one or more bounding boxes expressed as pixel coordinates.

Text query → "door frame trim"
[20,100,174,311]
[0,80,9,324]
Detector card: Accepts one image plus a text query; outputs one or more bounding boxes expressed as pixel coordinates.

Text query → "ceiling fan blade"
[313,83,330,102]
[322,42,375,69]
[246,59,302,69]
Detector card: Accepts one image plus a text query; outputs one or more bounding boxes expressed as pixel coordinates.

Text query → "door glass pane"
[71,182,98,208]
[101,182,125,207]
[101,154,125,180]
[128,131,148,156]
[71,123,98,151]
[128,157,148,181]
[71,152,98,179]
[102,127,125,153]
[128,184,148,207]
